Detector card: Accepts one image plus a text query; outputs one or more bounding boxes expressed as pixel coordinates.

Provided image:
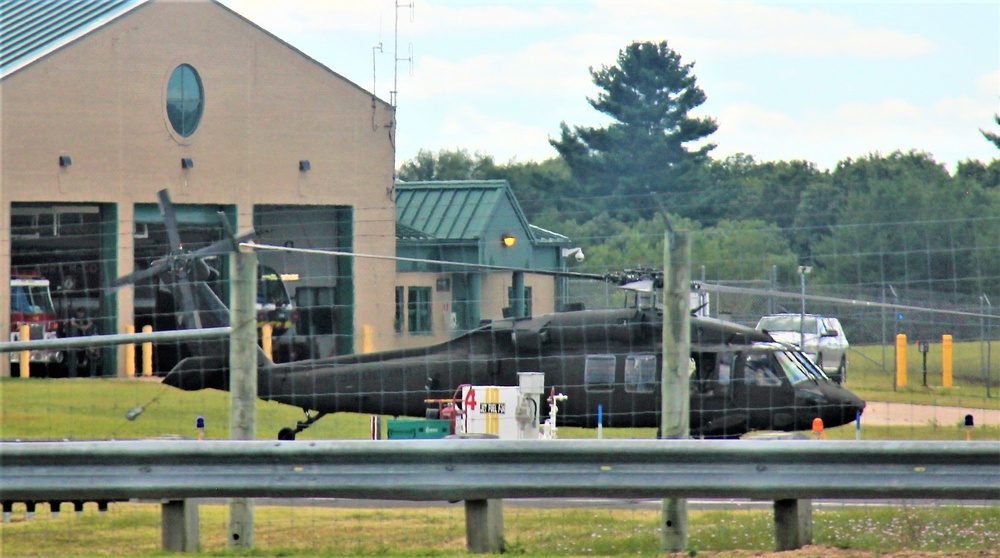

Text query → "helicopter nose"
[843,393,866,421]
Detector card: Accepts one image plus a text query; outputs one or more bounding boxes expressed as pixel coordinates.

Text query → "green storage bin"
[386,419,451,439]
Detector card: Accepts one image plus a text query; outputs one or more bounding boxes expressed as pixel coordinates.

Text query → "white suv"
[755,314,849,383]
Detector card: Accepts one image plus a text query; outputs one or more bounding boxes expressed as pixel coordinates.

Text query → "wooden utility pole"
[661,231,691,553]
[229,247,258,549]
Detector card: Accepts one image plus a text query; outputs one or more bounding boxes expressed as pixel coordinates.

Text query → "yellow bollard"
[362,325,375,354]
[812,417,826,440]
[261,323,273,360]
[141,325,153,377]
[942,334,953,388]
[895,334,907,388]
[125,325,136,377]
[19,324,30,378]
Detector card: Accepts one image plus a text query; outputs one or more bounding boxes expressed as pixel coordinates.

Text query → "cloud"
[404,34,613,102]
[398,104,557,163]
[594,0,935,59]
[219,0,992,170]
[221,0,385,33]
[407,3,575,33]
[978,71,1000,99]
[714,93,999,170]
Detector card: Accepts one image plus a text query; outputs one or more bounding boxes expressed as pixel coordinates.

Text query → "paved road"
[860,402,1000,427]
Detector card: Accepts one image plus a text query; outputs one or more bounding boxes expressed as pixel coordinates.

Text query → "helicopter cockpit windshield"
[751,345,831,386]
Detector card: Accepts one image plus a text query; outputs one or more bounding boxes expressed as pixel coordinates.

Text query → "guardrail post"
[162,499,199,553]
[465,499,504,554]
[774,498,812,551]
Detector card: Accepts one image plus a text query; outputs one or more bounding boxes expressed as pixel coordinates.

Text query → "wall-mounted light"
[181,158,194,169]
[501,233,516,248]
[299,160,311,172]
[58,155,72,167]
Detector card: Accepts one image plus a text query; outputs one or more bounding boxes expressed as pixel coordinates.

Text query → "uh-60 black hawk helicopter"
[112,190,866,440]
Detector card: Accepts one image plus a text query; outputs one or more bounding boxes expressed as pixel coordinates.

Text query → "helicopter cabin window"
[745,354,783,387]
[624,354,656,393]
[585,354,616,392]
[407,286,432,333]
[394,287,404,333]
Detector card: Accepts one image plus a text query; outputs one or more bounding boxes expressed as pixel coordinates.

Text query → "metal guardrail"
[2,439,998,502]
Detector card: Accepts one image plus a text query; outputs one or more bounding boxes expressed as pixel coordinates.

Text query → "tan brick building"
[1,0,397,376]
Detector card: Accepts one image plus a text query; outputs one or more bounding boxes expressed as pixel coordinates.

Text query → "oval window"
[166,64,204,137]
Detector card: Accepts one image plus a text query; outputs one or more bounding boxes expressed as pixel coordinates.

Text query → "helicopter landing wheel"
[277,410,328,440]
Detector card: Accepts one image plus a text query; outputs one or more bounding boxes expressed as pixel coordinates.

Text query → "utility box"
[386,419,451,439]
[460,385,520,439]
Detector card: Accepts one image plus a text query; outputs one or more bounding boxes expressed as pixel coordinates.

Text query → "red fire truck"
[9,275,63,367]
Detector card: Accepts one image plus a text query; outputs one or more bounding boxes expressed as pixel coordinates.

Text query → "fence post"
[942,335,953,388]
[229,247,258,550]
[661,230,691,553]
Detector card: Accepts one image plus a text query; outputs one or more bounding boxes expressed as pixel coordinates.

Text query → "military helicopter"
[112,190,866,440]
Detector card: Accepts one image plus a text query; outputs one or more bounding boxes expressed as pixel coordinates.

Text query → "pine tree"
[550,41,717,221]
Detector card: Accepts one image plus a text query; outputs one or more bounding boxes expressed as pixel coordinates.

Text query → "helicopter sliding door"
[689,350,743,437]
[730,350,797,431]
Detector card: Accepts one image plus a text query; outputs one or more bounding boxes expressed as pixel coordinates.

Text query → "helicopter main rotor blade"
[106,261,171,290]
[157,189,183,254]
[157,189,206,327]
[192,231,256,259]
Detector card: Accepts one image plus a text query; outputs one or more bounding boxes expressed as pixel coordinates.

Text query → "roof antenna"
[372,40,383,130]
[372,10,384,95]
[392,1,415,107]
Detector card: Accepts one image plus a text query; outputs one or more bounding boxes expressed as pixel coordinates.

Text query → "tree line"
[398,41,1000,296]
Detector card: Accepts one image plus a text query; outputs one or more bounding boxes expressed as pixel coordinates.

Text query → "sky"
[219,0,999,173]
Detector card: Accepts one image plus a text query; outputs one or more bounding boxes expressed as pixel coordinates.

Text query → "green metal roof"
[1,0,149,79]
[529,224,569,244]
[395,180,538,243]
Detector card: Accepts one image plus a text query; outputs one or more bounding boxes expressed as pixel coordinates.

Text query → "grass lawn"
[845,341,999,410]
[2,363,997,557]
[1,501,997,557]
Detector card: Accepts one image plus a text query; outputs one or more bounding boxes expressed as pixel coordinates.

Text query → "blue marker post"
[597,405,603,440]
[196,415,205,441]
[855,410,861,440]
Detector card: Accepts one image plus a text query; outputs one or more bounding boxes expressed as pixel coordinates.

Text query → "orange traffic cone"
[812,417,826,440]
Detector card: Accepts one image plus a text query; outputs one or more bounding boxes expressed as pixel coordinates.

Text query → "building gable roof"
[395,180,540,243]
[0,0,391,107]
[0,0,149,79]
